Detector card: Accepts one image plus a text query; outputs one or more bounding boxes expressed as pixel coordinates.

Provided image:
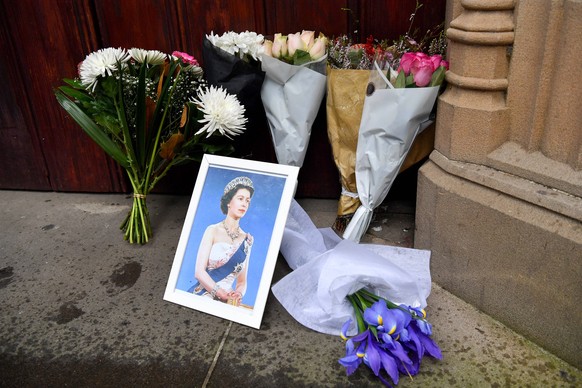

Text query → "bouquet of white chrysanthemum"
[203,31,267,159]
[55,47,247,244]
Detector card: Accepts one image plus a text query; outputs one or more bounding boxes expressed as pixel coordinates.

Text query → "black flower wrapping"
[202,37,269,159]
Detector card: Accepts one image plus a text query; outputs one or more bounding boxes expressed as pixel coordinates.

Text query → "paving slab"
[0,191,580,387]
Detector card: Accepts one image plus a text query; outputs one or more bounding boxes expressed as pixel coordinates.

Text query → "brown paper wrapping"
[326,68,435,233]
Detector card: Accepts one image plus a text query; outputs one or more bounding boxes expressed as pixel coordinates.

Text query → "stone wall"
[416,0,582,368]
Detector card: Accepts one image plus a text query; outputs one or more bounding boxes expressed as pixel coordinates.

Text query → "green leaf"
[100,77,118,98]
[62,78,85,89]
[58,86,92,103]
[405,74,415,88]
[292,49,312,66]
[347,49,363,68]
[430,66,446,87]
[202,143,234,155]
[55,90,129,168]
[370,326,379,340]
[394,70,407,89]
[93,113,121,136]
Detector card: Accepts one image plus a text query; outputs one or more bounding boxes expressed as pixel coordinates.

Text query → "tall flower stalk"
[55,47,246,244]
[339,289,442,386]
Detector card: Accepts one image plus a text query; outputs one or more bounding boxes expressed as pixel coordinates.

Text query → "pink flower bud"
[263,40,273,57]
[272,33,288,58]
[308,34,328,60]
[287,32,302,56]
[172,51,199,66]
[300,30,315,50]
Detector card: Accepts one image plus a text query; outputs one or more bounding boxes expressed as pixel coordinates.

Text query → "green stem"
[143,68,182,193]
[347,294,366,333]
[121,173,152,244]
[148,158,178,193]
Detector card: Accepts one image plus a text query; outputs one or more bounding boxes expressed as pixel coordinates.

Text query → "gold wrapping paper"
[326,69,368,221]
[326,68,435,233]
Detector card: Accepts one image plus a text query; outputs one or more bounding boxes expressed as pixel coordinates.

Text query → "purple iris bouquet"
[339,289,442,386]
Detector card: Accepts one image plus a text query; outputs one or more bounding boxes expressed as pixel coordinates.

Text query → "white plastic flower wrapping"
[192,86,248,138]
[342,63,439,242]
[260,53,327,167]
[271,200,432,336]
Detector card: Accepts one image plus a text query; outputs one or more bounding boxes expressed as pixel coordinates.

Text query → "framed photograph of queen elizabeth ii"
[164,154,299,329]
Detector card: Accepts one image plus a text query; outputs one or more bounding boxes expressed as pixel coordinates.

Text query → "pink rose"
[300,30,315,50]
[413,66,433,87]
[398,52,447,87]
[172,51,199,66]
[272,33,288,58]
[262,40,273,57]
[287,32,302,56]
[397,52,417,74]
[429,54,443,71]
[308,34,328,60]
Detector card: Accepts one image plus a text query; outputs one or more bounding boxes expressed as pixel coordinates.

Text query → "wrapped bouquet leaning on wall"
[342,51,448,242]
[326,5,447,234]
[203,31,267,158]
[55,48,248,244]
[260,30,328,167]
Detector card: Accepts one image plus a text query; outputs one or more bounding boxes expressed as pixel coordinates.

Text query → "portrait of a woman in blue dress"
[187,176,255,306]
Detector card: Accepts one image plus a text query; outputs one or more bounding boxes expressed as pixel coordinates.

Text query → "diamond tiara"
[223,176,254,194]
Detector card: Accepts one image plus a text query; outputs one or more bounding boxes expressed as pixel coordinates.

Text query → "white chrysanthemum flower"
[191,86,247,138]
[129,48,167,65]
[207,31,265,61]
[79,47,129,91]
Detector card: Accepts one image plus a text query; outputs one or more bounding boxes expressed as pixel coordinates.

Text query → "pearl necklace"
[222,220,241,242]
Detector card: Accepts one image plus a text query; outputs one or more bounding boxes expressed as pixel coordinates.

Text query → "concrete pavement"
[0,190,580,387]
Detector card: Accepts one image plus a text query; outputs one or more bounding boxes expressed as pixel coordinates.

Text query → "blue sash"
[187,236,249,295]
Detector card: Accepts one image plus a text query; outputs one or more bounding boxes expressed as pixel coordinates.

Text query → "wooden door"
[0,0,445,196]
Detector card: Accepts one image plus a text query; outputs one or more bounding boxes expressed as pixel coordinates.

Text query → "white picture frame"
[163,154,299,329]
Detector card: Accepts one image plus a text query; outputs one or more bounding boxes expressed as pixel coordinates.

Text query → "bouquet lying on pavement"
[260,31,328,167]
[203,31,267,158]
[55,47,247,244]
[271,200,441,386]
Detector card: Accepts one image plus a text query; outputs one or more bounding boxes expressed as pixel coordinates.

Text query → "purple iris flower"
[399,318,442,376]
[363,300,411,337]
[338,337,366,375]
[406,306,433,335]
[339,328,404,387]
[340,319,352,341]
[363,299,391,328]
[409,319,442,360]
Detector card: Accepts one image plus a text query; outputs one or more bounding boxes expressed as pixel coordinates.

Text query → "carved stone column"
[416,0,582,368]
